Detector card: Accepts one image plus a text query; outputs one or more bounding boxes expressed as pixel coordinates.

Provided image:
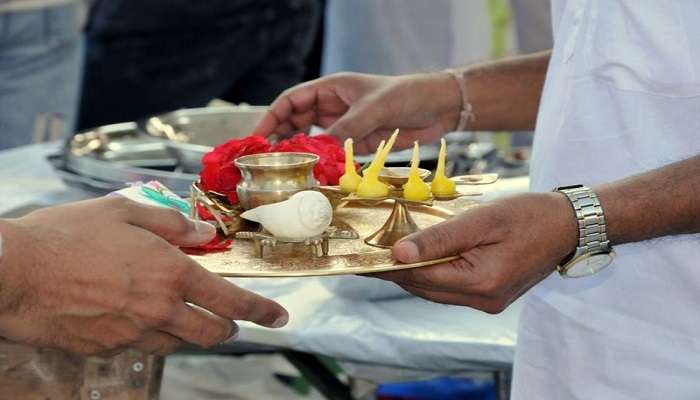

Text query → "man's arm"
[598,154,700,244]
[254,51,551,152]
[455,50,551,132]
[370,154,700,312]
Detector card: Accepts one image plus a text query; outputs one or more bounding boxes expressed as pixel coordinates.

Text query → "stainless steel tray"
[59,122,198,194]
[143,106,268,172]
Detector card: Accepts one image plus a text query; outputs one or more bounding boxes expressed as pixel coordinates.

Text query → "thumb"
[392,216,475,264]
[122,202,217,247]
[326,101,383,145]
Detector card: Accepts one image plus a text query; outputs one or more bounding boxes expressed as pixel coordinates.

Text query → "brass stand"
[235,227,359,258]
[364,200,421,249]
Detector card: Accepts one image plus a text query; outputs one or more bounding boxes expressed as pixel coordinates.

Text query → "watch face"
[566,253,614,278]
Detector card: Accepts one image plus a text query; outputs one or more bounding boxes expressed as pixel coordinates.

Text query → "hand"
[253,72,462,154]
[374,193,578,313]
[0,197,288,356]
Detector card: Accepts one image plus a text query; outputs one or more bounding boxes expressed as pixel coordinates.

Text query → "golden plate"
[192,196,476,277]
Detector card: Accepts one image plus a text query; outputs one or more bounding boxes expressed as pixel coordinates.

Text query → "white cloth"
[512,1,700,399]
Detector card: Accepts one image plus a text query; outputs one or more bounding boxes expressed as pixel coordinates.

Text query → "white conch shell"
[240,191,333,239]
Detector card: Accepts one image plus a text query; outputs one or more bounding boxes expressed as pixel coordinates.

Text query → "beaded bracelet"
[444,69,476,132]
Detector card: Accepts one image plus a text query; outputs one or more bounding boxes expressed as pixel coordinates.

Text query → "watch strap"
[555,185,611,271]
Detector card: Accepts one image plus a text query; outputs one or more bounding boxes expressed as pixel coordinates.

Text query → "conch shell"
[240,191,333,239]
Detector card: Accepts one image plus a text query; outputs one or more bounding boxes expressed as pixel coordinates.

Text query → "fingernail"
[395,240,420,263]
[271,314,289,328]
[192,219,216,237]
[228,321,240,341]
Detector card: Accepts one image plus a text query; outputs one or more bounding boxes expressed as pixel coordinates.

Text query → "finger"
[317,115,341,129]
[165,303,237,348]
[391,212,487,263]
[326,101,384,144]
[253,110,284,137]
[253,80,325,136]
[119,200,216,247]
[289,109,318,133]
[134,331,185,356]
[183,265,289,329]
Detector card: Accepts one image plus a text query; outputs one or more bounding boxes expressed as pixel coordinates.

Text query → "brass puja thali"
[189,133,498,278]
[190,194,477,277]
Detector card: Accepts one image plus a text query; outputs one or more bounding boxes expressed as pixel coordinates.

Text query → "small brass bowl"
[378,167,432,189]
[235,152,319,210]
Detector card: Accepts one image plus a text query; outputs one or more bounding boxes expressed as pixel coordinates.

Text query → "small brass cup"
[235,152,319,210]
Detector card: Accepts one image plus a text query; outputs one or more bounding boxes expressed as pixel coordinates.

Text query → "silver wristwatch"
[554,185,615,278]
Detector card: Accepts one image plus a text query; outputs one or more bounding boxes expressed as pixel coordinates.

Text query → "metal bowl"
[143,106,267,172]
[235,152,319,210]
[378,167,432,188]
[60,122,197,195]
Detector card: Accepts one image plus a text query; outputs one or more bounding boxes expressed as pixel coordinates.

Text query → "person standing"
[78,0,320,129]
[0,0,86,150]
[254,0,700,397]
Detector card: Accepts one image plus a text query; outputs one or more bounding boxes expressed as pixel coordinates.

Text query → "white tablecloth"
[0,143,528,375]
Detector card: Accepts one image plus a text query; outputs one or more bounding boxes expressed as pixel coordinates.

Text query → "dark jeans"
[78,0,320,129]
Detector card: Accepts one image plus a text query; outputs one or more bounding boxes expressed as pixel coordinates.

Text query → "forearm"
[596,155,700,244]
[448,50,551,132]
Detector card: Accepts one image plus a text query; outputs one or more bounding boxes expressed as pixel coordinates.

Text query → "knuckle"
[231,295,256,318]
[147,302,178,328]
[168,262,192,291]
[199,322,229,348]
[164,209,191,232]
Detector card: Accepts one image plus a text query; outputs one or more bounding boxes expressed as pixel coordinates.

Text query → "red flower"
[271,133,348,186]
[199,135,271,204]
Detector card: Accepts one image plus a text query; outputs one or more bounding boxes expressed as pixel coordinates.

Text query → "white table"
[0,143,528,398]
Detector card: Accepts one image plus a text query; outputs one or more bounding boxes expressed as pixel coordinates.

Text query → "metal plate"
[62,123,198,195]
[192,196,476,277]
[143,106,268,172]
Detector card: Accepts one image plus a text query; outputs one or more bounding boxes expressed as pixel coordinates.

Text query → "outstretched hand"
[253,72,461,154]
[0,197,289,356]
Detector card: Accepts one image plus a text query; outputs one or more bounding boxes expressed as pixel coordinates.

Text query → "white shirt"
[513,1,700,399]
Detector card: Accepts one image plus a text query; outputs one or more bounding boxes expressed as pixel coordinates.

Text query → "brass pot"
[235,152,319,210]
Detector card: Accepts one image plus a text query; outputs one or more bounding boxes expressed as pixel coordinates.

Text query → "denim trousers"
[78,0,319,129]
[0,4,84,150]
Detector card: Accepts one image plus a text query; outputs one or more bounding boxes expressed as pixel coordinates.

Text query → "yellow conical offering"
[356,129,399,198]
[339,138,362,193]
[403,141,432,201]
[431,138,457,196]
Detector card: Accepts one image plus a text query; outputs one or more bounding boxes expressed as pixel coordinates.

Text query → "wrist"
[428,71,464,132]
[546,192,580,262]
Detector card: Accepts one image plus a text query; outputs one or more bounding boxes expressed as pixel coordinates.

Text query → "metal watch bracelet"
[556,185,611,265]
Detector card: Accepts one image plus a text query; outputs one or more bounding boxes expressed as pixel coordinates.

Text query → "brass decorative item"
[362,167,432,248]
[235,226,359,258]
[235,152,319,210]
[342,167,491,249]
[191,198,467,277]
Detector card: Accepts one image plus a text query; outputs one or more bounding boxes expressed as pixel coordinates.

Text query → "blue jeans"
[0,4,84,151]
